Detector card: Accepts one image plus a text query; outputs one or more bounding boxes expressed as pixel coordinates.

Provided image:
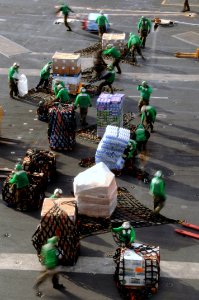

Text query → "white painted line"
[0,253,199,280]
[122,72,199,82]
[128,96,169,99]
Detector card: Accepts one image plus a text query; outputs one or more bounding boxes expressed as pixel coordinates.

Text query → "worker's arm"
[130,228,136,243]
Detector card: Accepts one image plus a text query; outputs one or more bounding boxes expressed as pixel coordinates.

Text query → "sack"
[18,74,28,96]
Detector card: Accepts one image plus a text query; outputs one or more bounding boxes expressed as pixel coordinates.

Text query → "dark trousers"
[36,78,49,89]
[80,107,88,125]
[153,196,166,214]
[64,14,72,30]
[140,29,148,48]
[98,25,106,38]
[112,58,121,74]
[183,0,190,11]
[34,267,60,291]
[98,81,114,94]
[136,140,147,151]
[138,98,149,111]
[9,80,18,98]
[131,45,145,62]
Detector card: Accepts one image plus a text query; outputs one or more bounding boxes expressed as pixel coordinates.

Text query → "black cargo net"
[32,203,80,266]
[78,187,179,238]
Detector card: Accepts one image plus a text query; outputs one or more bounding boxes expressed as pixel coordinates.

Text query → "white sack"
[18,74,28,96]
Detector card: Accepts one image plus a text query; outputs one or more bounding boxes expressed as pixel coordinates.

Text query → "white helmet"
[100,10,104,15]
[107,44,113,49]
[54,188,63,196]
[122,221,131,229]
[57,84,63,90]
[13,62,20,68]
[155,170,163,178]
[81,87,86,93]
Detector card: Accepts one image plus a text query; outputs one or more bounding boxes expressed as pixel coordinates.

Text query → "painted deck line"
[0,253,199,280]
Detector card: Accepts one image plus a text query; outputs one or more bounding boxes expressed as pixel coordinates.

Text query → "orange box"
[41,197,77,222]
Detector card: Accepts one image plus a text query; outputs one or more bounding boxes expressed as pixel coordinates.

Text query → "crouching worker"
[33,236,64,297]
[123,139,137,170]
[112,221,136,247]
[97,64,115,95]
[150,170,166,214]
[9,163,29,210]
[74,87,92,126]
[141,105,157,132]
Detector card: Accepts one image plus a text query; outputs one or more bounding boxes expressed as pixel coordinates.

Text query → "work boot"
[53,283,64,290]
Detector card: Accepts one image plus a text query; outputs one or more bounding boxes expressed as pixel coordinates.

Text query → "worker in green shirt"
[74,87,92,126]
[50,188,63,199]
[56,84,70,104]
[138,16,152,48]
[57,3,74,31]
[137,81,153,111]
[123,139,137,170]
[141,105,157,132]
[97,64,115,94]
[127,33,145,63]
[9,163,29,209]
[132,124,150,151]
[103,44,122,74]
[150,170,166,214]
[34,236,64,297]
[8,62,20,99]
[112,221,136,247]
[53,80,65,96]
[36,62,52,91]
[95,11,109,38]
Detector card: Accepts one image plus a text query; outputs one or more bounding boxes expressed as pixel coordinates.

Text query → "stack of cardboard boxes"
[52,52,81,95]
[102,33,126,50]
[96,93,125,137]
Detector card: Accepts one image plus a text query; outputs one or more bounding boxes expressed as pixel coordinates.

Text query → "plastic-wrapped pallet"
[48,104,76,150]
[52,74,81,95]
[97,93,124,137]
[95,125,130,170]
[102,33,126,50]
[73,162,117,217]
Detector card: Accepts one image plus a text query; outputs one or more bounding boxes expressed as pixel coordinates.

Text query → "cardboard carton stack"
[96,93,125,137]
[73,162,117,218]
[102,33,126,50]
[52,52,81,95]
[95,125,130,170]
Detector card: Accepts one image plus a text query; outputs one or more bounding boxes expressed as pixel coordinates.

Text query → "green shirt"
[56,88,70,104]
[9,170,29,189]
[112,226,136,244]
[8,66,19,81]
[105,70,115,83]
[137,85,152,100]
[135,125,148,142]
[41,243,58,269]
[96,15,109,26]
[150,176,166,199]
[127,35,142,49]
[54,81,65,96]
[141,105,157,123]
[126,139,137,159]
[103,47,121,59]
[40,63,51,80]
[75,93,92,108]
[138,18,152,31]
[60,4,73,16]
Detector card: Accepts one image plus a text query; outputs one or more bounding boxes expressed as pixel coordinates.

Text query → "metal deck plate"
[172,31,199,47]
[0,35,30,57]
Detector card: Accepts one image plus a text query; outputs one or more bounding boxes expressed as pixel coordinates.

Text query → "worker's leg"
[34,269,50,293]
[43,79,49,89]
[36,78,45,89]
[64,15,72,31]
[113,58,121,74]
[9,81,15,98]
[98,81,107,94]
[136,46,145,60]
[80,107,88,126]
[108,83,114,94]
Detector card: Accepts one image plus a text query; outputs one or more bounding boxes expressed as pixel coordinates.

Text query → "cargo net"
[48,105,76,151]
[78,187,179,238]
[2,173,45,211]
[23,149,56,184]
[32,204,80,266]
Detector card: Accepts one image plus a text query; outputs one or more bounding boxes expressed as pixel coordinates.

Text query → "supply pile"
[102,33,126,50]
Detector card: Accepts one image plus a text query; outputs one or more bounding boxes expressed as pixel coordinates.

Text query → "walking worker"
[137,16,152,48]
[95,11,109,38]
[9,163,29,209]
[57,3,74,31]
[141,105,157,132]
[36,62,52,91]
[150,170,166,214]
[137,81,153,111]
[74,87,92,126]
[98,64,115,94]
[132,124,150,151]
[182,0,190,12]
[127,33,145,63]
[56,84,71,104]
[8,62,20,99]
[50,188,63,199]
[103,44,122,74]
[34,236,64,297]
[112,221,136,247]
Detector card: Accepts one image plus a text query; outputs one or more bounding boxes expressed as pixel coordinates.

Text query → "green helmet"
[15,163,23,171]
[47,236,59,244]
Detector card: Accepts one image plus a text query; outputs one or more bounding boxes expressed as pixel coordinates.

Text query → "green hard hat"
[47,236,59,244]
[15,163,23,171]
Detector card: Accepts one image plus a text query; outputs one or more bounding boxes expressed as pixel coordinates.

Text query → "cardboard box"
[102,33,126,50]
[41,197,77,222]
[52,52,81,76]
